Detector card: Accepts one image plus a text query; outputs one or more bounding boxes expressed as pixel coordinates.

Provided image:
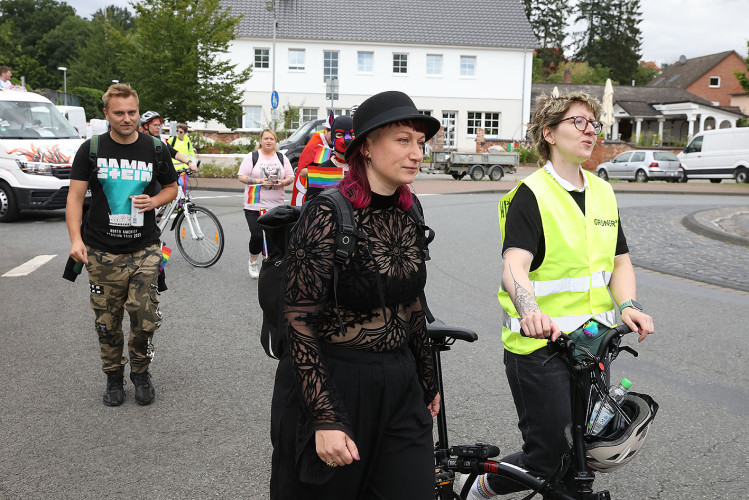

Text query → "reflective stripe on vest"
[497,168,619,355]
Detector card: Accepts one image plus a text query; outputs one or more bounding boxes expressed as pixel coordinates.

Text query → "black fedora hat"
[344,91,441,162]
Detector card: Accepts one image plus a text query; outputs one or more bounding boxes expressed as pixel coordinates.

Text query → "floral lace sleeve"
[284,198,352,434]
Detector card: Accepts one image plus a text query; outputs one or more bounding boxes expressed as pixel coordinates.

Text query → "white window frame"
[357,51,374,73]
[242,106,262,130]
[466,111,500,138]
[288,49,305,71]
[323,50,339,82]
[301,108,318,123]
[426,54,442,76]
[393,53,408,74]
[709,76,721,88]
[460,55,476,77]
[254,48,270,70]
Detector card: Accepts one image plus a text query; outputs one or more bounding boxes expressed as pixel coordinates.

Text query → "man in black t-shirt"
[66,83,178,407]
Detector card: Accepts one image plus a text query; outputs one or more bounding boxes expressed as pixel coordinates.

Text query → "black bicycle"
[429,320,654,500]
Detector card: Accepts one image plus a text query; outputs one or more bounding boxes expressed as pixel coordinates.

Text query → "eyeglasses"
[554,116,602,135]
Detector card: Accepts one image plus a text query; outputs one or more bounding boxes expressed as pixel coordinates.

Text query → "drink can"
[131,197,144,227]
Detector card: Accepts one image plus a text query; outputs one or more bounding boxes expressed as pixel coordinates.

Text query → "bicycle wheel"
[174,205,224,267]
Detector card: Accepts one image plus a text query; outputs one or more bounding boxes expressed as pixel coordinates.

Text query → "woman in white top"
[238,128,294,278]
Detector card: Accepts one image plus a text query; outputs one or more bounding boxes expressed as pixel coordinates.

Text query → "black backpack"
[89,133,168,174]
[251,150,285,171]
[256,188,434,360]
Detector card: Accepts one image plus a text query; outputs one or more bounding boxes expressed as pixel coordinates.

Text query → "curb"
[681,211,749,248]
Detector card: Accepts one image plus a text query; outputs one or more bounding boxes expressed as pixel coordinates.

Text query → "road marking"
[2,255,57,277]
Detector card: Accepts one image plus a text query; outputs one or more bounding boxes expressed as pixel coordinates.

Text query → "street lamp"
[57,66,67,106]
[265,0,277,130]
[112,79,119,84]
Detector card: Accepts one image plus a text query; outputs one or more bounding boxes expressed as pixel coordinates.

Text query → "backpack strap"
[407,194,435,323]
[252,150,259,167]
[88,134,99,173]
[276,151,284,166]
[150,135,167,175]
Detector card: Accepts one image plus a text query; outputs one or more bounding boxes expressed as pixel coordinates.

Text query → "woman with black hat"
[269,91,441,499]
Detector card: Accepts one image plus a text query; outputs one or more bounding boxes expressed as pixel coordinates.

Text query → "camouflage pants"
[85,244,163,374]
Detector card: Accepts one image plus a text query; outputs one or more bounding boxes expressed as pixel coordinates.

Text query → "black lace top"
[284,191,436,436]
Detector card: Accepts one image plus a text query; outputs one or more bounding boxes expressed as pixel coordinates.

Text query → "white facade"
[202,38,533,152]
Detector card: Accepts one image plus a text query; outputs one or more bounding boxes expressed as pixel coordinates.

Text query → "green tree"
[633,61,660,86]
[68,6,134,94]
[119,0,252,126]
[523,0,570,77]
[37,15,91,88]
[0,0,77,87]
[544,61,611,85]
[573,0,643,85]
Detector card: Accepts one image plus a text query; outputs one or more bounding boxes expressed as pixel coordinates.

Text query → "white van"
[56,105,87,138]
[678,128,749,183]
[0,89,86,221]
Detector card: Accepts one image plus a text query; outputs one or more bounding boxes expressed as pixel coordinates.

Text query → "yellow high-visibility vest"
[498,168,619,355]
[168,134,194,169]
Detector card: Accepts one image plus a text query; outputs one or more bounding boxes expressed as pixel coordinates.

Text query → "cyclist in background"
[463,91,654,499]
[167,123,195,169]
[140,111,198,173]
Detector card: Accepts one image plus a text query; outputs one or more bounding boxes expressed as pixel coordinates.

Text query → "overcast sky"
[67,0,747,67]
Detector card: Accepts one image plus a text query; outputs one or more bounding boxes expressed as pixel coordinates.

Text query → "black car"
[277,119,326,170]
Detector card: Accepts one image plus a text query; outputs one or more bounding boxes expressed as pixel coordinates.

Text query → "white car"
[0,89,85,221]
[595,150,683,183]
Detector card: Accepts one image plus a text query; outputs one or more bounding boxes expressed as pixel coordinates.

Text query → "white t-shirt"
[238,150,294,211]
[0,79,13,91]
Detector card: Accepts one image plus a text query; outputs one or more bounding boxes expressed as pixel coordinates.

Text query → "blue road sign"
[271,91,279,109]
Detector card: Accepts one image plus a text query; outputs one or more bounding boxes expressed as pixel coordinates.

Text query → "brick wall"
[199,131,258,143]
[686,52,748,107]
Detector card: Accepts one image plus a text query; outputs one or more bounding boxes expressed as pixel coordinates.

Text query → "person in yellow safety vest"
[462,91,655,500]
[167,123,195,170]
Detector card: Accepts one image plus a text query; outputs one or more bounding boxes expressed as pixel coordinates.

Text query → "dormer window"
[709,76,721,88]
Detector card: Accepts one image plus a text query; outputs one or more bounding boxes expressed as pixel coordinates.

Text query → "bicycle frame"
[431,322,633,500]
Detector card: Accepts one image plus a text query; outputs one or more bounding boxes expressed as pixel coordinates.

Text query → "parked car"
[595,150,683,182]
[277,118,325,170]
[678,128,749,183]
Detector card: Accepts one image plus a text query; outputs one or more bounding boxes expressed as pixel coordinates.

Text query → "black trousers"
[270,344,434,500]
[487,347,574,494]
[244,209,265,255]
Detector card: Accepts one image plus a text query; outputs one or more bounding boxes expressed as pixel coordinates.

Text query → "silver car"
[595,150,684,182]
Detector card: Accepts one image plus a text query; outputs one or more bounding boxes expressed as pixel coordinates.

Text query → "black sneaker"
[103,370,125,406]
[130,370,155,405]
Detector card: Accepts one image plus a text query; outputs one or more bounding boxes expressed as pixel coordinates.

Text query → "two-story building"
[211,0,537,151]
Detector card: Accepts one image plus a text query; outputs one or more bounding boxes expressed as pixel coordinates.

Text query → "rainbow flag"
[308,164,344,189]
[160,245,172,271]
[314,146,332,165]
[247,184,261,204]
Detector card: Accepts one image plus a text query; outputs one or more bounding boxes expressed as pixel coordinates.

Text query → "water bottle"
[588,378,632,436]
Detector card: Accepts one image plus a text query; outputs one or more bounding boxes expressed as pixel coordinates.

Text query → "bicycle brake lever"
[619,346,638,357]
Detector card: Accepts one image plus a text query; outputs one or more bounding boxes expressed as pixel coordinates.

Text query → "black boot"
[103,370,125,406]
[130,370,155,405]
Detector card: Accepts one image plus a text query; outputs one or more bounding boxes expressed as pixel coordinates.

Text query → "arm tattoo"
[509,264,540,317]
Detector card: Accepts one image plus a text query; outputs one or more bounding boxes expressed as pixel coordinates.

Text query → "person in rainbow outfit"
[291,111,335,206]
[304,115,354,201]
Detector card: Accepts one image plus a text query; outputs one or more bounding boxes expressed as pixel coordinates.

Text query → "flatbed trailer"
[426,150,519,181]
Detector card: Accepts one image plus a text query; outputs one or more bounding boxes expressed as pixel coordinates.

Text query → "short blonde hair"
[256,128,279,151]
[102,83,139,109]
[528,91,602,167]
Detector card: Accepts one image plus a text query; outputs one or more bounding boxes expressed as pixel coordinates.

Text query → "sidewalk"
[192,167,749,246]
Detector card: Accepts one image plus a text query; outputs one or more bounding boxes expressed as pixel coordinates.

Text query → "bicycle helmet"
[585,392,659,473]
[349,104,359,116]
[140,110,161,126]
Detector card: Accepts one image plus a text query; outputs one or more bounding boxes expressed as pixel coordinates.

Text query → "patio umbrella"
[601,78,615,139]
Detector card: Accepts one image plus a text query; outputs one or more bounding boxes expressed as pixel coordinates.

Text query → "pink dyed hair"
[338,120,428,209]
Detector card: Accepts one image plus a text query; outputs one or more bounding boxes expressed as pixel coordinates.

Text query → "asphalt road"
[1,191,747,499]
